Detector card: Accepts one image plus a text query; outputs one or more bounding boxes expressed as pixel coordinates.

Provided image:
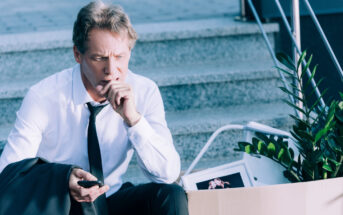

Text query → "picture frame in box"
[181,160,254,191]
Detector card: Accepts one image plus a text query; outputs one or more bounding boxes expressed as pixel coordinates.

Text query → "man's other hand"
[69,168,109,202]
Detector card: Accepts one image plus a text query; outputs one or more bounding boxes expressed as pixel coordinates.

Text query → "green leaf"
[236,142,250,151]
[278,148,285,160]
[289,83,302,92]
[276,66,295,77]
[279,87,305,103]
[307,77,325,99]
[245,145,252,154]
[290,130,305,144]
[315,151,325,164]
[276,52,296,70]
[257,140,264,153]
[335,103,343,123]
[252,137,259,146]
[309,88,329,114]
[267,142,276,156]
[328,157,341,167]
[311,103,327,126]
[314,115,334,144]
[296,130,315,142]
[289,114,311,129]
[284,170,301,182]
[283,99,307,115]
[314,128,327,144]
[339,92,343,100]
[304,64,318,89]
[297,51,307,75]
[327,137,342,153]
[301,54,313,80]
[284,148,293,166]
[322,163,333,172]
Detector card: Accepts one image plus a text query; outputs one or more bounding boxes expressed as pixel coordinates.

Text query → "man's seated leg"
[107,182,188,215]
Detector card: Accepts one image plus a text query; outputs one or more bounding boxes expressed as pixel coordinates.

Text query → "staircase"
[0,16,293,183]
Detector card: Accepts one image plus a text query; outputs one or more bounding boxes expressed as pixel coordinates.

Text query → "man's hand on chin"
[96,81,141,127]
[69,168,109,202]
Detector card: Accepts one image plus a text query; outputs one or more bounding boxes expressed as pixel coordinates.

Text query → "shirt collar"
[72,64,94,106]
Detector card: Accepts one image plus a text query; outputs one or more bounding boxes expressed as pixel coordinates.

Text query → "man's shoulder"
[127,71,158,91]
[29,66,75,99]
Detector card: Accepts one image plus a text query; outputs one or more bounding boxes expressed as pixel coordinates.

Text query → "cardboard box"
[187,177,343,215]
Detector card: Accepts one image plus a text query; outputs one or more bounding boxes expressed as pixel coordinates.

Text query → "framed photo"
[181,160,254,191]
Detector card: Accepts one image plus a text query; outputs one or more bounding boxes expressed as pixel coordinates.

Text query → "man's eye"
[94,57,106,61]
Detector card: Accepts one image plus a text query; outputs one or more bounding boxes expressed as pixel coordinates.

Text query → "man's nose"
[106,56,120,80]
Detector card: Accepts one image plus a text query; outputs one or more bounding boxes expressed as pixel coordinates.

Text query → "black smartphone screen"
[77,180,104,188]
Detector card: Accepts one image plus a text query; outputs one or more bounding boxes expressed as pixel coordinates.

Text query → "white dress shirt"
[0,64,180,196]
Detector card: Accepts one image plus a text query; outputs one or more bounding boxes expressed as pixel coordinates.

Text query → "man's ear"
[73,46,82,63]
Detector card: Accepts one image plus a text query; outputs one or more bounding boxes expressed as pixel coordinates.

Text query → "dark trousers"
[71,182,189,215]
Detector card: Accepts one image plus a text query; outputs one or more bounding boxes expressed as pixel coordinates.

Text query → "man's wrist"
[124,112,141,127]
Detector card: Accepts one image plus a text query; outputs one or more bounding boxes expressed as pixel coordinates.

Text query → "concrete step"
[0,57,278,97]
[0,58,286,124]
[0,17,279,82]
[143,60,286,112]
[0,101,293,161]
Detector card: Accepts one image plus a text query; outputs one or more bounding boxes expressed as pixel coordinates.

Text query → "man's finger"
[107,86,129,106]
[115,89,130,106]
[99,185,110,195]
[97,80,122,96]
[74,168,97,181]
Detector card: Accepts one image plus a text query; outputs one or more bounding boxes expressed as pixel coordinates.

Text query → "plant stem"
[323,171,327,179]
[289,169,302,182]
[333,155,343,177]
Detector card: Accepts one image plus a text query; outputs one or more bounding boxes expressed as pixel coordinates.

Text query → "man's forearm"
[126,116,180,183]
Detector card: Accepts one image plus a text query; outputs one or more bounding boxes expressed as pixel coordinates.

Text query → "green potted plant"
[235,51,343,182]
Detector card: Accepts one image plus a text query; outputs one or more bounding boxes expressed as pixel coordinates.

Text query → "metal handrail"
[183,122,295,177]
[183,124,245,176]
[274,0,326,108]
[245,0,299,118]
[241,0,328,110]
[302,0,343,81]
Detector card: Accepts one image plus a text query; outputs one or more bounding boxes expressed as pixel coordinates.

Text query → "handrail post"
[274,0,326,109]
[292,0,304,119]
[245,0,299,118]
[237,0,248,21]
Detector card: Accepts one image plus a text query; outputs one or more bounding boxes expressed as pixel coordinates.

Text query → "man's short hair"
[73,1,138,53]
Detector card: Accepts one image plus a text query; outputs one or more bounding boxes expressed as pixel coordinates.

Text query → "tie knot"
[87,102,107,118]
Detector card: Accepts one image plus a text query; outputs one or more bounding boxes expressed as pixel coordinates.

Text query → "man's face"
[74,28,131,101]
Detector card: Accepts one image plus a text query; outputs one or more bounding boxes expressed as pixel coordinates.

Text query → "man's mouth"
[100,80,110,86]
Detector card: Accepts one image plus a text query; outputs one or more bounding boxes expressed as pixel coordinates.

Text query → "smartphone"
[78,180,104,188]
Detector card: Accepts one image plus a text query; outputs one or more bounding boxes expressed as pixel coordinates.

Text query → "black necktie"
[86,102,108,215]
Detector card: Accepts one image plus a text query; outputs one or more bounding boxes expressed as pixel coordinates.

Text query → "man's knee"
[151,183,188,215]
[154,183,186,199]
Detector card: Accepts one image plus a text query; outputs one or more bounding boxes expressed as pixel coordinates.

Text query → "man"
[0,1,188,214]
